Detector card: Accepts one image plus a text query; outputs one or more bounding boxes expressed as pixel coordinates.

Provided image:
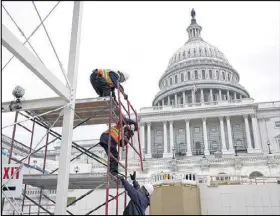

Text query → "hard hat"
[117,71,130,82]
[143,183,154,196]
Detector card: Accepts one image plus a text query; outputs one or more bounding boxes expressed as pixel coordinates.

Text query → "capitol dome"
[167,40,230,69]
[153,9,250,106]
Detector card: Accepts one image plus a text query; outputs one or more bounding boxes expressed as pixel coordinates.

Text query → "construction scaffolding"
[2,1,143,215]
[2,89,143,215]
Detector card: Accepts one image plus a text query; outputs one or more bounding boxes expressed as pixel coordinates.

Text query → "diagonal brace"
[2,25,70,101]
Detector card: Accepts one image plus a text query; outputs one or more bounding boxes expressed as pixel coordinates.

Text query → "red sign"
[3,167,20,179]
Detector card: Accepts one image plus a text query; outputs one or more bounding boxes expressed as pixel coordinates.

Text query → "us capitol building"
[136,9,280,178]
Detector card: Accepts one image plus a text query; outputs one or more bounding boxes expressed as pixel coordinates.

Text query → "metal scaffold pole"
[54,1,83,215]
[1,111,18,214]
[21,120,36,212]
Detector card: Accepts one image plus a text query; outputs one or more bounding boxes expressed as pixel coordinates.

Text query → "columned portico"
[142,112,263,159]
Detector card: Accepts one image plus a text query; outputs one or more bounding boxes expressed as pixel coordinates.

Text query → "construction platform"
[29,97,118,127]
[2,96,118,127]
[23,173,122,189]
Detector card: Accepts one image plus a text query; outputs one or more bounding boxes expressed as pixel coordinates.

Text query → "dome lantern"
[187,9,202,41]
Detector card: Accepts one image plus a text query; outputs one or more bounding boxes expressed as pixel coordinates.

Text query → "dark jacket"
[122,179,150,215]
[109,71,124,92]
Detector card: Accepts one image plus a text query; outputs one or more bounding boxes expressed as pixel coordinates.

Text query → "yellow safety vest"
[97,69,114,87]
[105,125,121,143]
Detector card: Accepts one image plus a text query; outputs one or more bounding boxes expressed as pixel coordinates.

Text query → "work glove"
[124,94,128,100]
[115,174,124,181]
[130,171,136,181]
[134,124,138,132]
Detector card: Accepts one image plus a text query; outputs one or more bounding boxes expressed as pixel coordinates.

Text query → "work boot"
[110,170,118,176]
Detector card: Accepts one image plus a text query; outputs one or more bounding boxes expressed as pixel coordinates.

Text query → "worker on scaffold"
[98,115,138,177]
[117,171,154,215]
[90,69,129,100]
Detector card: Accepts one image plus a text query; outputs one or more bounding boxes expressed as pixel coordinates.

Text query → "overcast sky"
[2,1,280,148]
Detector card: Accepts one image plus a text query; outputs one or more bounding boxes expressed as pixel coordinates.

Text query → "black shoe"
[110,170,118,176]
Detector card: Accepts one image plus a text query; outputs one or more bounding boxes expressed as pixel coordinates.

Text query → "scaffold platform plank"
[28,97,118,127]
[23,173,122,189]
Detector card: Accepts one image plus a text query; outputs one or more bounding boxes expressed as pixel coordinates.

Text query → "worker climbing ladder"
[105,84,144,215]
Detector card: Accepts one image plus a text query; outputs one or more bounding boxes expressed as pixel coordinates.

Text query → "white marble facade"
[139,105,280,159]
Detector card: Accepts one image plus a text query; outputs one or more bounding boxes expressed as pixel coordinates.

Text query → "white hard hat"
[117,71,130,82]
[143,183,154,196]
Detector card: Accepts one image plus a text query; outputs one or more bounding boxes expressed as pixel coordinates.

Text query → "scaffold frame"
[1,1,143,215]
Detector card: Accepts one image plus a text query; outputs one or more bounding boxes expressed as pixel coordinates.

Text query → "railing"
[209,175,280,186]
[257,100,280,109]
[150,171,197,185]
[155,79,248,98]
[140,98,257,113]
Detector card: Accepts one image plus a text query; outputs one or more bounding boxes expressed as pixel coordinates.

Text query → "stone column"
[202,117,210,155]
[162,99,164,107]
[140,123,148,159]
[219,116,227,152]
[169,121,174,153]
[219,89,222,101]
[234,92,237,100]
[183,91,186,105]
[163,121,167,152]
[163,121,171,158]
[227,90,230,101]
[146,122,152,158]
[185,119,192,156]
[226,116,234,153]
[251,114,261,152]
[168,96,170,105]
[243,115,253,151]
[264,117,271,152]
[192,90,195,104]
[210,89,213,102]
[175,94,178,106]
[201,89,204,105]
